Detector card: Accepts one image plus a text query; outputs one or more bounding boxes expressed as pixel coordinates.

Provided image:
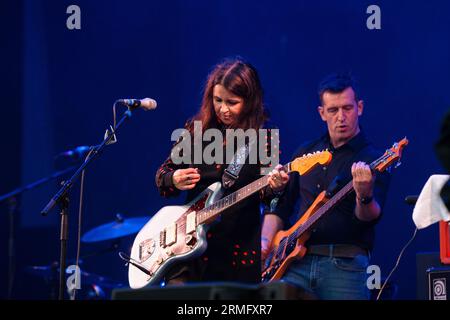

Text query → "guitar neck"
[292,155,387,239]
[197,163,291,224]
[293,180,354,238]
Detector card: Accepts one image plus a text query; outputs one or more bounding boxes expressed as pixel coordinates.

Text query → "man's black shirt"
[273,130,391,251]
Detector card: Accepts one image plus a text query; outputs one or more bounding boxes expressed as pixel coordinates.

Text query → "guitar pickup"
[160,231,165,248]
[186,212,197,234]
[164,223,177,246]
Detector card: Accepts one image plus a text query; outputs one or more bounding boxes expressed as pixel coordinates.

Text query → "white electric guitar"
[128,150,332,289]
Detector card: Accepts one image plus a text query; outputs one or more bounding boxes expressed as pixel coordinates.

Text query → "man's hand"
[351,161,375,200]
[261,236,272,262]
[261,214,283,264]
[351,161,381,221]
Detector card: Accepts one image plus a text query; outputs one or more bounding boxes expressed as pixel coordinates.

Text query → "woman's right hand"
[172,168,201,190]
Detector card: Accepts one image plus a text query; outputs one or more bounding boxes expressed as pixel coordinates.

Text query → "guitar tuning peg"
[395,160,402,168]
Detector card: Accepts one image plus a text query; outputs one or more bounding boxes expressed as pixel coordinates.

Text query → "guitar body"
[127,149,334,289]
[128,182,223,289]
[262,191,329,282]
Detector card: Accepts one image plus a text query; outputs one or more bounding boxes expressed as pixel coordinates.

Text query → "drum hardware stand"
[0,165,78,299]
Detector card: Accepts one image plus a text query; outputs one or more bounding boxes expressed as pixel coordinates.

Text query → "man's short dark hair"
[318,72,360,104]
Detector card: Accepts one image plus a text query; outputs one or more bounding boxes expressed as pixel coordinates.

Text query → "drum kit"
[25,213,149,300]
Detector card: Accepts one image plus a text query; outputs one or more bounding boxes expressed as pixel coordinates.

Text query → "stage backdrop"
[1,0,449,299]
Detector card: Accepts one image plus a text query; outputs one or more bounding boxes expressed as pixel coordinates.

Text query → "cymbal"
[25,264,125,288]
[82,213,149,243]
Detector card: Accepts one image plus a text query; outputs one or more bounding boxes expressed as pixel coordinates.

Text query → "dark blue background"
[1,0,449,299]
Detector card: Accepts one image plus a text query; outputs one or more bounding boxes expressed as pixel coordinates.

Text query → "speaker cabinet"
[416,252,447,300]
[427,267,450,300]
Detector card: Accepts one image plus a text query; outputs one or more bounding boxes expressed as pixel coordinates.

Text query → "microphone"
[405,195,419,205]
[117,98,157,111]
[56,146,92,159]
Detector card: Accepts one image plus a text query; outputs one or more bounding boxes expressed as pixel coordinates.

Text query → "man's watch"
[358,195,374,205]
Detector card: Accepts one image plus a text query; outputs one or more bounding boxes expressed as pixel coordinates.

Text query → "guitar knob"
[185,234,197,246]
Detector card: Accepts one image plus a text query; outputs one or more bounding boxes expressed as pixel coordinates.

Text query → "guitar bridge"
[139,239,155,263]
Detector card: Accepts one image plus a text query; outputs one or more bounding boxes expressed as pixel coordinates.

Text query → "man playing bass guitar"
[262,72,391,300]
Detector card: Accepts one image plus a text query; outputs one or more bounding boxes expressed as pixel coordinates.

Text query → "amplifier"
[428,267,450,300]
[416,252,442,300]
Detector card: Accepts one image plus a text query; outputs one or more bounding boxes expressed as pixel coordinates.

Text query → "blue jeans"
[282,252,371,300]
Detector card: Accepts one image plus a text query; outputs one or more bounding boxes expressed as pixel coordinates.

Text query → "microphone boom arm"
[40,109,132,216]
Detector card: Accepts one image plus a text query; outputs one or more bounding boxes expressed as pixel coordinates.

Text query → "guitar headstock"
[290,150,333,175]
[375,137,409,172]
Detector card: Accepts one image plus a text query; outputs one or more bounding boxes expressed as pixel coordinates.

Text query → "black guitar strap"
[222,138,255,189]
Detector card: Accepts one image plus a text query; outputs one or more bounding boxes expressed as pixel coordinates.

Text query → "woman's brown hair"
[189,58,268,132]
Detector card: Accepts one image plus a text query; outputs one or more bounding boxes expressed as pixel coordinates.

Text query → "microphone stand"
[40,108,133,300]
[0,165,78,299]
